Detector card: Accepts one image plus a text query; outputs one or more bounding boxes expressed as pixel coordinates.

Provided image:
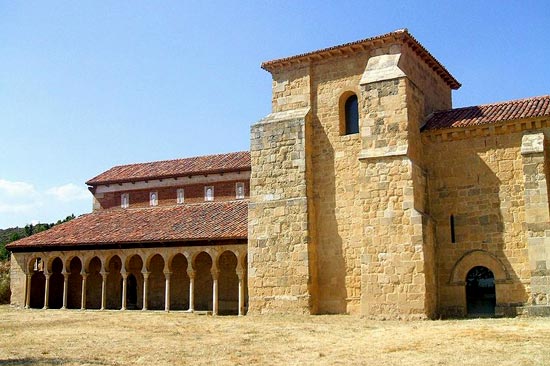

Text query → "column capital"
[211,269,220,280]
[163,271,172,278]
[142,271,150,279]
[187,270,196,279]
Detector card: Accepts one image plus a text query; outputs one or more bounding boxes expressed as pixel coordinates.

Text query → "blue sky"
[0,1,548,228]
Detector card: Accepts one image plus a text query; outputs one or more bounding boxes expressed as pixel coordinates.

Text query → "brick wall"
[94,180,249,210]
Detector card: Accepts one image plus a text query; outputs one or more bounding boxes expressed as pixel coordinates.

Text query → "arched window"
[342,93,359,135]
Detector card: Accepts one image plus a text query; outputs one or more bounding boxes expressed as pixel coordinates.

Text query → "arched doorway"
[218,251,238,315]
[127,255,143,310]
[48,257,64,309]
[194,252,213,311]
[67,257,83,309]
[147,254,165,310]
[29,258,45,309]
[106,256,122,309]
[466,266,496,316]
[86,257,102,309]
[170,254,189,310]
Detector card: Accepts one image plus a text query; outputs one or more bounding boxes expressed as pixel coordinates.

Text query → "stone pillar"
[62,270,69,310]
[188,270,195,312]
[521,132,550,314]
[212,269,219,315]
[249,107,316,314]
[100,270,107,310]
[142,271,150,311]
[164,272,172,312]
[25,273,32,309]
[43,271,51,310]
[81,272,87,310]
[121,271,128,311]
[237,270,244,316]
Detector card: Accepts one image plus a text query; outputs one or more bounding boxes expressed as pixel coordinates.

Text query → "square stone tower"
[248,29,460,318]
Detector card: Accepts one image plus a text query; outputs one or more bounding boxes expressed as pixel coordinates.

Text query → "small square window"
[150,192,158,206]
[121,193,129,209]
[204,186,214,201]
[177,188,185,204]
[236,182,245,199]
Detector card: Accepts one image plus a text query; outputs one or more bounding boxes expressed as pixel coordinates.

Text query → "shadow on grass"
[0,358,108,365]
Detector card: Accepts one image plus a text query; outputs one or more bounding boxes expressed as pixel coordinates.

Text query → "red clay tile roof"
[423,95,550,131]
[86,151,251,186]
[261,29,461,90]
[6,200,248,250]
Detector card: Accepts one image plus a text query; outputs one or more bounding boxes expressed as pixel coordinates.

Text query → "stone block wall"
[248,108,315,313]
[309,50,369,314]
[252,38,455,318]
[521,132,550,312]
[424,132,530,317]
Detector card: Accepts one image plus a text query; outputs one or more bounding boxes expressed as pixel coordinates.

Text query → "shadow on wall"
[310,114,348,314]
[432,135,528,317]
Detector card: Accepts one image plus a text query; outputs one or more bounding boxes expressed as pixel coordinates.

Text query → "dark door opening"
[466,266,496,317]
[127,274,138,309]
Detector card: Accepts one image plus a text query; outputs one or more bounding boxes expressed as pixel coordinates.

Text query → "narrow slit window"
[205,186,214,201]
[150,192,158,206]
[177,188,185,204]
[121,193,129,209]
[344,94,359,135]
[450,214,456,243]
[236,182,245,199]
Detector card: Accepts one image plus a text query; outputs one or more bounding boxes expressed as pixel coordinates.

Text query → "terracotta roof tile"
[86,151,251,186]
[261,29,461,90]
[6,200,248,250]
[423,95,550,131]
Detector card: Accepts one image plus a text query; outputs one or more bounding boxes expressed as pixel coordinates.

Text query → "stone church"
[8,29,550,319]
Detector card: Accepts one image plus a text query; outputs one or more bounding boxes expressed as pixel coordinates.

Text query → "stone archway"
[218,251,239,315]
[466,266,496,316]
[106,256,122,309]
[29,257,45,309]
[67,257,83,309]
[48,257,64,309]
[170,253,189,310]
[194,252,213,311]
[86,257,102,309]
[147,254,165,310]
[126,255,144,310]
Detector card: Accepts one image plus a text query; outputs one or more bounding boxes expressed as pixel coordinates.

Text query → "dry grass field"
[0,305,549,366]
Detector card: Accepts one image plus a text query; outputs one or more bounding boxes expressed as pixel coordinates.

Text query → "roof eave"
[261,29,461,90]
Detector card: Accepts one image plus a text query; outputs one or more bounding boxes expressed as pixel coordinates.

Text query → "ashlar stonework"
[8,29,550,319]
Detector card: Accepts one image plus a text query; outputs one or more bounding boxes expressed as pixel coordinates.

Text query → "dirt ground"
[0,305,548,366]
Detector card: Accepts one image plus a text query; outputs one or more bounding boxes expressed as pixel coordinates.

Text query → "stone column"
[237,270,244,316]
[100,270,107,310]
[62,270,69,310]
[81,272,87,310]
[43,271,51,310]
[188,270,195,312]
[212,269,219,315]
[121,271,128,311]
[521,132,550,314]
[164,272,172,312]
[142,271,150,311]
[25,273,32,309]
